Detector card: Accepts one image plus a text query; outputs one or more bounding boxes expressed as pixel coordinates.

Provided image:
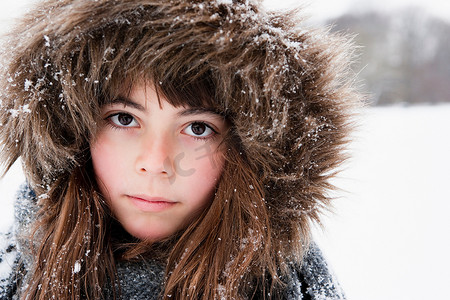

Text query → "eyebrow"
[109,97,224,118]
[177,107,224,118]
[108,97,146,111]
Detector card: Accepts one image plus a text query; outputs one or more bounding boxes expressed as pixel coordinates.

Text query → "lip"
[127,195,176,212]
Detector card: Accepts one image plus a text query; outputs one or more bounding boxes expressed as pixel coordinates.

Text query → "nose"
[135,132,173,177]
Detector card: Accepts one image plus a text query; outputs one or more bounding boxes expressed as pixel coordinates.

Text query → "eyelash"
[104,112,219,141]
[105,112,139,130]
[184,122,218,141]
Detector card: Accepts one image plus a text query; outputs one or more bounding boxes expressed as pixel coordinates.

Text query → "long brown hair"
[0,0,360,299]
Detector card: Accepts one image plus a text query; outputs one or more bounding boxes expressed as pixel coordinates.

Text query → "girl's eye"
[183,122,216,138]
[108,113,139,128]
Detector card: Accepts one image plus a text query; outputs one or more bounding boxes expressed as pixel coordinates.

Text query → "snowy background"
[1,1,450,300]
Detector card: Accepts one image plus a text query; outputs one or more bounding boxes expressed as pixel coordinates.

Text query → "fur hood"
[0,0,358,254]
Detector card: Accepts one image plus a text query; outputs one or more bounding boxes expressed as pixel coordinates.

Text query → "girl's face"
[90,82,227,241]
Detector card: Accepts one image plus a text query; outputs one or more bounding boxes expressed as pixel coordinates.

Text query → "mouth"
[127,195,176,212]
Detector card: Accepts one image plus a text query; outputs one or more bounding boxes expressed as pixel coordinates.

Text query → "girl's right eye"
[107,113,139,128]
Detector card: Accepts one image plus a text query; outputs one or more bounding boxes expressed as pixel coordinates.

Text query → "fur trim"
[0,0,359,251]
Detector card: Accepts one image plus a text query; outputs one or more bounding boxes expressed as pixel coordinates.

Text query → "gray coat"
[0,185,345,299]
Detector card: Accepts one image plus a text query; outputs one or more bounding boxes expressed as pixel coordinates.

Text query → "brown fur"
[0,0,360,299]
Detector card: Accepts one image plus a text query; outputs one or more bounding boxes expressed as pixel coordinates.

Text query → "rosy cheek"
[193,152,224,189]
[191,141,224,172]
[91,136,118,189]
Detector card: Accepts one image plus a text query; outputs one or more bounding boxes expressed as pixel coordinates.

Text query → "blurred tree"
[329,8,450,105]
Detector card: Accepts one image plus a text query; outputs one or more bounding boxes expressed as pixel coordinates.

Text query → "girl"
[0,0,360,299]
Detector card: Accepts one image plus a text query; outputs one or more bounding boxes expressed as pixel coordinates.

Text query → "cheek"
[183,151,225,202]
[198,153,224,182]
[90,134,126,192]
[180,140,225,178]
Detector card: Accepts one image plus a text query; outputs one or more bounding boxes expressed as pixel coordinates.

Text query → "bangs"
[100,69,223,114]
[95,40,223,115]
[156,70,219,111]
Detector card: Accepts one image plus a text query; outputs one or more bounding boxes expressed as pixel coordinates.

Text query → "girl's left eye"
[108,113,139,128]
[183,122,216,138]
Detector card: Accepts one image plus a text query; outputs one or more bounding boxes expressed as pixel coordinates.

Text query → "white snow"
[73,260,81,274]
[43,35,50,47]
[262,0,450,24]
[312,104,450,300]
[0,232,17,280]
[0,160,23,229]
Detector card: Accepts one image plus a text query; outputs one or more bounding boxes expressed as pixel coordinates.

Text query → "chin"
[127,226,174,242]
